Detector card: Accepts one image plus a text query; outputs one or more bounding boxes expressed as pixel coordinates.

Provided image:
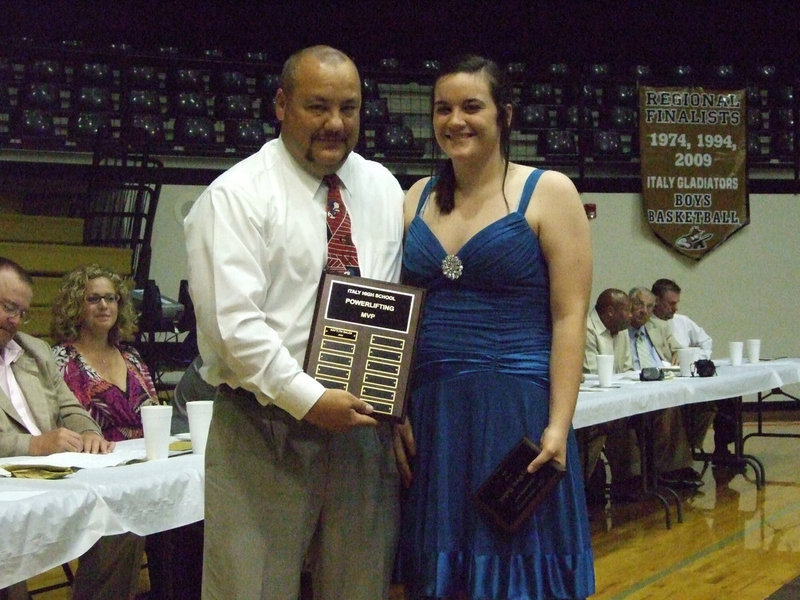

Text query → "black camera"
[693,359,717,377]
[639,367,664,381]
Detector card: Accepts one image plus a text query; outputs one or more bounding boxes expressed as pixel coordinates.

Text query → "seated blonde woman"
[51,265,202,600]
[51,264,158,440]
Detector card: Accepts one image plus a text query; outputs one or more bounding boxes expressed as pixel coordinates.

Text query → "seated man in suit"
[0,257,113,456]
[580,288,640,501]
[650,278,718,459]
[0,257,138,600]
[627,286,701,489]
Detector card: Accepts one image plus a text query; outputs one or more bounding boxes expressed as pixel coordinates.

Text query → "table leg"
[732,396,766,487]
[634,414,679,529]
[742,387,800,449]
[698,396,766,489]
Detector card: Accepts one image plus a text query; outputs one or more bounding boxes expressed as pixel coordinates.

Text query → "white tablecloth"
[573,358,800,429]
[0,439,203,588]
[2,359,799,587]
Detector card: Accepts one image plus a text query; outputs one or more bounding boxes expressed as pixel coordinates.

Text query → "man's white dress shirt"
[0,339,41,435]
[654,313,713,359]
[184,139,403,419]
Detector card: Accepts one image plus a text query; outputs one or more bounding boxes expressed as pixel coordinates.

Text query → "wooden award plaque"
[304,273,425,422]
[472,437,566,533]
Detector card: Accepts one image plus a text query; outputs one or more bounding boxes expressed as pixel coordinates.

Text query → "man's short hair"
[652,278,681,299]
[280,45,355,97]
[629,286,654,303]
[0,257,33,286]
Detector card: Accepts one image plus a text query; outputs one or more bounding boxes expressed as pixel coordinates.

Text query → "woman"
[50,264,159,600]
[396,56,595,599]
[51,264,158,440]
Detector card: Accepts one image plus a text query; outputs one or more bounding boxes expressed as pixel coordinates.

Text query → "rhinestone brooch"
[441,255,463,280]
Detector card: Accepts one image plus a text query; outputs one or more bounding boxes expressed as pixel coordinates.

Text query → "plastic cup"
[729,341,744,366]
[678,348,695,377]
[186,401,214,454]
[596,354,614,387]
[141,405,173,460]
[746,339,761,364]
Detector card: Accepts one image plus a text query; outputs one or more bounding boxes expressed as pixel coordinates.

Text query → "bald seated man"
[583,288,633,374]
[579,288,635,498]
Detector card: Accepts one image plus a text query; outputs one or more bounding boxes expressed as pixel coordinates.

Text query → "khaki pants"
[202,388,399,600]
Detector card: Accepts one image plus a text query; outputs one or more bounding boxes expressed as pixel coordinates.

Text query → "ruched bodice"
[403,209,551,383]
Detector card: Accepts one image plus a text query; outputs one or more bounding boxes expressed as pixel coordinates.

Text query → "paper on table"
[0,446,146,472]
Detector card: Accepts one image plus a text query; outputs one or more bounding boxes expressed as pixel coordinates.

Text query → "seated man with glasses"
[0,257,113,457]
[0,257,136,600]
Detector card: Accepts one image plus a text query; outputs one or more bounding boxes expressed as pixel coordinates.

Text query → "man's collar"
[590,308,610,334]
[0,338,22,365]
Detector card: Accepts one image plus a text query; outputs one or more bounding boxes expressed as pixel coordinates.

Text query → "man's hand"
[392,416,415,487]
[81,432,115,454]
[303,389,378,432]
[28,427,84,456]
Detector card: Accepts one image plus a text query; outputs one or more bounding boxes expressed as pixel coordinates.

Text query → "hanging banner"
[639,87,748,260]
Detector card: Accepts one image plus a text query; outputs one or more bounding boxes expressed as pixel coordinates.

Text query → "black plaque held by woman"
[472,437,566,533]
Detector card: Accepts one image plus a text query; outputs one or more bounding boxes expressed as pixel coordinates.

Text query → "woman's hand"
[527,425,567,473]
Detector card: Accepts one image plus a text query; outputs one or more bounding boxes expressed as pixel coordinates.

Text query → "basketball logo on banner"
[639,87,748,260]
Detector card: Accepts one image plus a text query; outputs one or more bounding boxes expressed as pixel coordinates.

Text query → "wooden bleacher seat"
[3,213,84,244]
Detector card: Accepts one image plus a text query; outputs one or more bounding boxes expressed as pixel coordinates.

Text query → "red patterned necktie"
[324,174,360,276]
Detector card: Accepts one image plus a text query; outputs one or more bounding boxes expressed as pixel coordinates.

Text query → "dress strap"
[416,177,437,216]
[517,169,545,215]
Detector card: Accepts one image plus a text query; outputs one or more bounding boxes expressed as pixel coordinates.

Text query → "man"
[184,46,404,599]
[651,278,712,360]
[651,278,718,458]
[0,257,138,600]
[628,286,701,488]
[580,289,634,497]
[628,287,679,370]
[0,258,113,458]
[583,288,633,374]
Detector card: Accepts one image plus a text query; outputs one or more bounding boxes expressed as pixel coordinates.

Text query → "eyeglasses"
[0,300,31,324]
[85,294,120,305]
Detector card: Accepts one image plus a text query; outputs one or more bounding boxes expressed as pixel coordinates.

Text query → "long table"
[575,358,800,525]
[574,358,800,429]
[2,359,799,588]
[0,439,203,589]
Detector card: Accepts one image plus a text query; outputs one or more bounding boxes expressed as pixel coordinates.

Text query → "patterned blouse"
[52,343,159,441]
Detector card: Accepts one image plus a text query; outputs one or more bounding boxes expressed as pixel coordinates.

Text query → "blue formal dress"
[400,170,595,599]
